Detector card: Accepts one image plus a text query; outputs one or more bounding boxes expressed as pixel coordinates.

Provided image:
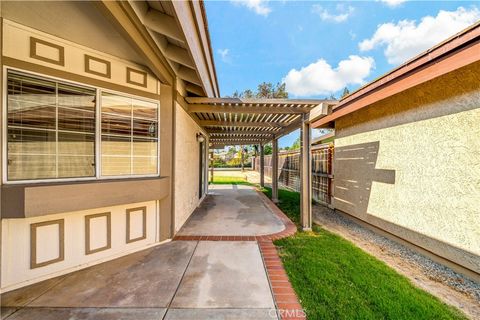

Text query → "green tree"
[291,137,301,150]
[228,82,288,99]
[232,89,255,98]
[341,87,350,98]
[263,144,272,155]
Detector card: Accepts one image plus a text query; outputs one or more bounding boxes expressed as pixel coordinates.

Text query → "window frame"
[2,67,160,184]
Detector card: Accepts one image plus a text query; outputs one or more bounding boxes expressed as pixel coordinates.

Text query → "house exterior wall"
[174,104,206,232]
[333,62,480,274]
[0,9,176,291]
[1,201,159,291]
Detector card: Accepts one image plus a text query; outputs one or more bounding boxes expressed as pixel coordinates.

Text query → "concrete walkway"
[177,184,285,236]
[1,184,292,320]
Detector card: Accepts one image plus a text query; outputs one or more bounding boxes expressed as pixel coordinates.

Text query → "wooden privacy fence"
[253,143,333,205]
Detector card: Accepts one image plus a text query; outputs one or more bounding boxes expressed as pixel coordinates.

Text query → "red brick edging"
[173,189,305,319]
[258,239,306,320]
[256,190,306,319]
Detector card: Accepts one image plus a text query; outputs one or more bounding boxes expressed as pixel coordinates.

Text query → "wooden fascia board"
[190,0,220,96]
[171,0,217,97]
[97,1,174,85]
[313,36,480,128]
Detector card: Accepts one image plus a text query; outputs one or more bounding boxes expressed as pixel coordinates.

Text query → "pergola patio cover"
[185,97,335,148]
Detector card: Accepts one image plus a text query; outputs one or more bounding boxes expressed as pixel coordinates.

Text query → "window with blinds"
[101,93,158,176]
[7,71,96,181]
[5,70,159,182]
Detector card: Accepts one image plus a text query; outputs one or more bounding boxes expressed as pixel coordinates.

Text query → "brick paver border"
[173,188,306,320]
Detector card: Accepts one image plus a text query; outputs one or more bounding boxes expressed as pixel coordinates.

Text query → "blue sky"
[205,0,479,147]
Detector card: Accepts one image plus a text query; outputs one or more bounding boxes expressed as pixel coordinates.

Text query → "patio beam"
[300,113,312,230]
[209,141,266,146]
[308,102,332,123]
[274,118,302,139]
[186,97,335,105]
[199,120,286,128]
[189,104,306,114]
[272,138,279,203]
[207,129,276,135]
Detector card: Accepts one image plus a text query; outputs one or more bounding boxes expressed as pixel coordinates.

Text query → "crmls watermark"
[268,308,307,318]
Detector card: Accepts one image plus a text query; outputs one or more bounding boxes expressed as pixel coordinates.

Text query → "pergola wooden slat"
[185,97,337,231]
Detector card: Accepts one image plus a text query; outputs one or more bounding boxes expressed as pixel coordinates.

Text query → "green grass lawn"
[210,175,254,185]
[262,187,301,226]
[262,187,466,320]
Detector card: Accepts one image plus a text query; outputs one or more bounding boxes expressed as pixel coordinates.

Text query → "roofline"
[312,131,334,145]
[170,0,220,97]
[199,0,220,97]
[312,21,480,128]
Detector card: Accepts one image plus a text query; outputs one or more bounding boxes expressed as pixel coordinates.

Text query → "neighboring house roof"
[312,132,334,145]
[312,21,480,128]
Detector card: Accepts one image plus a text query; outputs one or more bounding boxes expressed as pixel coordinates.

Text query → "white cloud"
[218,48,230,62]
[231,0,271,17]
[359,6,480,65]
[380,0,407,8]
[283,55,375,97]
[312,4,354,23]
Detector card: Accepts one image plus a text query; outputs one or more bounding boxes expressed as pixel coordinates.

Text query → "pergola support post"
[209,149,214,184]
[241,145,245,172]
[260,144,265,188]
[300,113,312,231]
[272,138,279,203]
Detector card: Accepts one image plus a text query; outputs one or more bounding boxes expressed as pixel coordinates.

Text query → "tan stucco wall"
[174,104,202,232]
[334,62,480,274]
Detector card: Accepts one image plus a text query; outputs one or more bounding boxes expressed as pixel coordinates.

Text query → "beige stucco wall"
[334,62,480,274]
[174,104,203,232]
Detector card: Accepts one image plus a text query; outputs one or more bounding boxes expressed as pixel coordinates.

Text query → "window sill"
[1,176,170,219]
